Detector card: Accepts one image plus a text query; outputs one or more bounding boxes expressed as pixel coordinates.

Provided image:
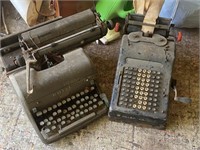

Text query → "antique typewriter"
[108,14,191,129]
[0,9,110,144]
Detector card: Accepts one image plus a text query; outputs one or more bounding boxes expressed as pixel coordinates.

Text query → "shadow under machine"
[0,9,110,144]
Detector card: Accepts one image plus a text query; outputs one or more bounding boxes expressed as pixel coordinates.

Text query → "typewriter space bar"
[59,112,96,134]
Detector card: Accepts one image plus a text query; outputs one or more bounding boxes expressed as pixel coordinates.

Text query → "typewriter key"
[142,106,147,110]
[32,108,37,113]
[85,96,89,100]
[76,100,81,105]
[141,78,145,82]
[84,89,89,93]
[153,103,157,106]
[61,116,66,120]
[48,107,52,111]
[137,105,142,109]
[75,114,80,118]
[75,109,80,113]
[70,116,75,120]
[88,107,93,111]
[149,93,153,96]
[143,69,147,73]
[53,105,57,109]
[44,119,48,123]
[133,104,137,108]
[90,86,95,91]
[84,103,89,107]
[136,82,140,85]
[63,109,67,114]
[142,74,146,78]
[68,107,72,111]
[93,105,97,109]
[49,116,53,121]
[61,121,66,125]
[147,70,151,74]
[143,101,147,105]
[153,98,158,102]
[149,97,153,101]
[45,128,50,133]
[155,80,160,84]
[40,121,44,126]
[80,111,84,115]
[43,109,47,114]
[138,100,142,104]
[140,87,144,91]
[36,111,42,117]
[57,109,62,114]
[88,100,92,105]
[147,74,151,78]
[134,95,139,99]
[80,105,84,109]
[67,98,71,102]
[138,69,142,72]
[71,96,76,100]
[57,102,62,107]
[94,94,98,98]
[47,122,51,126]
[51,126,56,130]
[84,109,88,113]
[93,98,97,102]
[52,120,57,124]
[71,111,75,115]
[72,104,76,109]
[62,100,66,104]
[144,97,148,100]
[80,91,84,95]
[76,93,80,97]
[66,114,71,118]
[53,112,57,116]
[81,98,85,102]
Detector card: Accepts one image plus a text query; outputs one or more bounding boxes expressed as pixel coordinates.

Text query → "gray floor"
[0,2,199,150]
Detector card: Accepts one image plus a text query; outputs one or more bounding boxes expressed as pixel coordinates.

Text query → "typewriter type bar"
[109,15,175,129]
[9,48,108,143]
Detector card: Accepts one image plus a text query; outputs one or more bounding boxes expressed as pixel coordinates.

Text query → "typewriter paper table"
[0,2,199,150]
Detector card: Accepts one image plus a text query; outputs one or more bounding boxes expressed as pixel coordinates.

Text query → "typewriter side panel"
[109,32,175,129]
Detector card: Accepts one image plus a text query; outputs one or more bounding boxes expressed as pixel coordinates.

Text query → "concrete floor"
[0,2,199,150]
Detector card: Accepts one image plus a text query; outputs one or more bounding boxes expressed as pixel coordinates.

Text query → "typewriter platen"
[0,9,109,143]
[109,14,175,129]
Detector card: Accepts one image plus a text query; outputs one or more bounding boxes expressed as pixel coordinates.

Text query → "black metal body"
[109,14,175,129]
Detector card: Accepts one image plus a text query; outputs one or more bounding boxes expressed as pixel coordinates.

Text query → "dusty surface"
[0,1,199,150]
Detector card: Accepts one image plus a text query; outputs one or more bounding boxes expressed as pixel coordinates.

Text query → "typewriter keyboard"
[32,85,106,137]
[118,67,162,113]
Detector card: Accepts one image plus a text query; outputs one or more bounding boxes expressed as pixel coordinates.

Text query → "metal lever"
[26,54,37,94]
[171,79,192,104]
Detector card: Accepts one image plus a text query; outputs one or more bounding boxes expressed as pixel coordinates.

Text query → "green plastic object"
[96,0,134,21]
